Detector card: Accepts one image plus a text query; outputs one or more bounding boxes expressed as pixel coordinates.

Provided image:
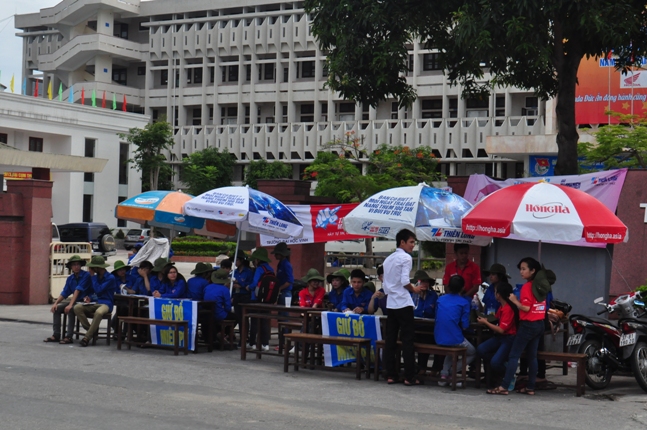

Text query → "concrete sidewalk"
[0,305,54,325]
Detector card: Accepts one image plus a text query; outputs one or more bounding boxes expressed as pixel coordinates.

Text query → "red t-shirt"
[519,281,546,321]
[299,287,325,308]
[443,260,482,292]
[496,304,517,335]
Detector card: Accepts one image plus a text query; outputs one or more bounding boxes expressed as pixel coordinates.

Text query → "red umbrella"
[462,182,627,246]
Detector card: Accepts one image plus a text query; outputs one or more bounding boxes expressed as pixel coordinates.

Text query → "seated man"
[44,255,92,344]
[340,269,373,314]
[73,256,117,347]
[368,265,387,315]
[410,269,441,375]
[204,269,235,344]
[299,269,326,308]
[187,262,213,301]
[128,261,155,295]
[326,269,350,311]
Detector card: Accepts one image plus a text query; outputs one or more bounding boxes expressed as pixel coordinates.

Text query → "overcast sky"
[1,0,58,89]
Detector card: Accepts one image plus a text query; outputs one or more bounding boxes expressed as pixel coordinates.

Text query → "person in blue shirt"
[110,260,136,334]
[129,261,155,295]
[204,269,236,346]
[44,255,92,344]
[127,242,144,264]
[368,265,387,315]
[409,270,441,376]
[73,256,117,347]
[187,262,212,300]
[149,257,172,296]
[340,269,373,314]
[326,268,350,311]
[249,248,274,349]
[434,275,475,386]
[481,263,511,315]
[272,242,294,307]
[232,251,254,341]
[154,265,187,298]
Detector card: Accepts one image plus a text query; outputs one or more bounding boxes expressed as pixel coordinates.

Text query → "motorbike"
[617,295,647,392]
[567,291,647,390]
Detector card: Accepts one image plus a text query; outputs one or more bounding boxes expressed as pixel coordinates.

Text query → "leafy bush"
[171,240,237,256]
[421,259,445,271]
[114,229,125,239]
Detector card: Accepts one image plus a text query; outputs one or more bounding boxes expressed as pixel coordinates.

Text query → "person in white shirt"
[382,229,422,386]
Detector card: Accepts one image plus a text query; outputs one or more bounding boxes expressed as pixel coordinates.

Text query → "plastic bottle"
[471,294,480,311]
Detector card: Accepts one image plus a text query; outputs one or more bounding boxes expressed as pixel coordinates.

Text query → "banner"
[320,311,382,367]
[147,297,198,351]
[260,203,370,246]
[576,56,647,124]
[463,168,628,247]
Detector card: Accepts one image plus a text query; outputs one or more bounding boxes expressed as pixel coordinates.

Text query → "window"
[29,137,43,152]
[338,103,355,121]
[137,66,146,76]
[119,143,129,185]
[113,22,128,39]
[495,96,505,116]
[264,64,275,81]
[193,68,203,84]
[0,133,7,144]
[222,65,239,83]
[283,67,289,82]
[161,69,168,85]
[209,67,215,83]
[421,99,442,119]
[193,108,202,125]
[300,104,314,122]
[391,102,399,120]
[422,53,441,71]
[82,195,93,222]
[221,106,238,124]
[117,197,127,227]
[466,97,489,117]
[322,61,328,78]
[112,68,127,85]
[300,61,315,78]
[522,96,539,116]
[448,98,458,118]
[84,139,95,182]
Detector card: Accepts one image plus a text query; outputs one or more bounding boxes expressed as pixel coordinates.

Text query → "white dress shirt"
[382,248,414,309]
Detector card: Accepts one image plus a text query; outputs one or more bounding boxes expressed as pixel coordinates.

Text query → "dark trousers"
[414,328,444,372]
[501,320,544,390]
[233,293,251,338]
[384,306,415,382]
[519,334,546,378]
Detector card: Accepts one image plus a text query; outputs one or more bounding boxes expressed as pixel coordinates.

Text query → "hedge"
[171,240,237,256]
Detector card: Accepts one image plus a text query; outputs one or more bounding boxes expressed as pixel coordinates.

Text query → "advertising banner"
[320,311,382,367]
[463,169,627,247]
[147,297,198,351]
[259,203,370,246]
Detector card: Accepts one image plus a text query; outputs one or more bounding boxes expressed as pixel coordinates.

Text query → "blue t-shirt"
[340,287,373,313]
[251,263,274,301]
[160,279,187,299]
[412,290,438,319]
[91,272,117,312]
[482,284,501,315]
[233,267,254,295]
[131,275,154,296]
[187,277,209,301]
[328,287,346,311]
[61,270,92,301]
[370,288,388,314]
[276,259,294,292]
[434,293,470,346]
[203,283,232,321]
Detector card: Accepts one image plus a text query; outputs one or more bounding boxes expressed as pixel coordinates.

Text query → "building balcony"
[38,0,140,26]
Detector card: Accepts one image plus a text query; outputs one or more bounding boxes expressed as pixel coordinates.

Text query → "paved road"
[1,307,647,430]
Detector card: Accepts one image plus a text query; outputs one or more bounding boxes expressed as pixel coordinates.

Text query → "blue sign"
[148,298,198,351]
[529,155,557,177]
[320,312,382,367]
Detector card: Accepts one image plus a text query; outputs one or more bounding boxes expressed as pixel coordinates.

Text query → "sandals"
[517,387,535,395]
[79,338,89,347]
[403,378,424,386]
[386,377,401,385]
[486,386,509,395]
[44,336,60,343]
[59,338,73,345]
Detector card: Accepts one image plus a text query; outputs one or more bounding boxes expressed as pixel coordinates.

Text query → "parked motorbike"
[617,294,647,392]
[568,291,647,390]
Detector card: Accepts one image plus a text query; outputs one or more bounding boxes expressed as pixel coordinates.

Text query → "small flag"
[10,74,14,93]
[81,87,85,105]
[47,80,53,100]
[58,83,63,101]
[101,91,106,108]
[34,80,39,97]
[91,89,96,107]
[69,85,74,103]
[607,50,613,60]
[22,78,26,95]
[122,94,127,112]
[112,93,116,110]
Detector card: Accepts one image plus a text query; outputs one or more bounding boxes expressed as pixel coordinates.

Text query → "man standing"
[443,243,482,298]
[73,256,117,347]
[383,229,421,386]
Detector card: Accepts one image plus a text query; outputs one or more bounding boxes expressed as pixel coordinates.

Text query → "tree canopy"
[244,159,293,189]
[305,0,647,175]
[180,147,235,196]
[119,120,174,191]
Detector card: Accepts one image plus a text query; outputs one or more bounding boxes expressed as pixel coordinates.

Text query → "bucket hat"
[363,281,376,293]
[87,255,110,268]
[152,257,174,272]
[65,255,86,269]
[190,262,213,275]
[302,268,325,283]
[211,268,231,284]
[485,263,511,279]
[271,242,291,257]
[326,268,351,284]
[250,248,271,263]
[411,269,434,284]
[111,260,131,274]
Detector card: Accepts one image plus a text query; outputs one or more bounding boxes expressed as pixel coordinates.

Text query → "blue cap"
[134,242,144,249]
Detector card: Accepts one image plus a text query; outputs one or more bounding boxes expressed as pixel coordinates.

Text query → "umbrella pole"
[417,245,422,271]
[230,227,242,296]
[537,240,542,262]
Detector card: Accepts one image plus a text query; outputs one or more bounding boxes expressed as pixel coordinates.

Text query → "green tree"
[305,0,647,175]
[180,147,235,196]
[244,159,293,189]
[119,120,174,191]
[579,111,647,171]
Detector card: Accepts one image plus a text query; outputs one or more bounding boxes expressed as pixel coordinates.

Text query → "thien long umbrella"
[342,183,491,246]
[183,186,304,292]
[461,182,628,258]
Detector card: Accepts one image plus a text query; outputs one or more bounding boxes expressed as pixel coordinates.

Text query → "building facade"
[0,92,147,228]
[16,0,549,185]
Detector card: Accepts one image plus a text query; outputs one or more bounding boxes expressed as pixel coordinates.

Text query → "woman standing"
[490,257,545,395]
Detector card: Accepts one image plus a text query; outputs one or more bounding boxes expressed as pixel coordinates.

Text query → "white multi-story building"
[15,0,550,184]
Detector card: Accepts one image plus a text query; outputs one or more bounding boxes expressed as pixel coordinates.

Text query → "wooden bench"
[117,316,189,356]
[283,333,372,380]
[374,340,468,390]
[278,321,304,353]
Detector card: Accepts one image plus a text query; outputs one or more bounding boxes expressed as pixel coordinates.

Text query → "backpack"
[255,266,281,304]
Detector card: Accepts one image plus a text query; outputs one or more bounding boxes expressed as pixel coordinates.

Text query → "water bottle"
[471,295,480,311]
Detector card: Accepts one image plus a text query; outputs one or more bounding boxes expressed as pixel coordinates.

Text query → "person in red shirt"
[299,269,325,308]
[491,257,545,395]
[443,243,482,297]
[476,282,518,390]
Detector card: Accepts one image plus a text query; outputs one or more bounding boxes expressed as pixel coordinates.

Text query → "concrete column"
[96,9,114,36]
[95,55,112,84]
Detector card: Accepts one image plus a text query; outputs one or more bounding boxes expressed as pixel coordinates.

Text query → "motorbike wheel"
[579,339,612,390]
[630,341,647,393]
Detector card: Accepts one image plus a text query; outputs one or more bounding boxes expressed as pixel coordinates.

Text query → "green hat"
[191,262,214,275]
[326,268,351,284]
[302,268,325,283]
[211,268,230,284]
[271,242,291,257]
[111,260,131,274]
[485,263,511,279]
[364,281,376,293]
[250,248,271,263]
[411,269,434,284]
[152,257,174,273]
[87,255,110,268]
[66,255,86,269]
[231,250,248,261]
[532,268,555,302]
